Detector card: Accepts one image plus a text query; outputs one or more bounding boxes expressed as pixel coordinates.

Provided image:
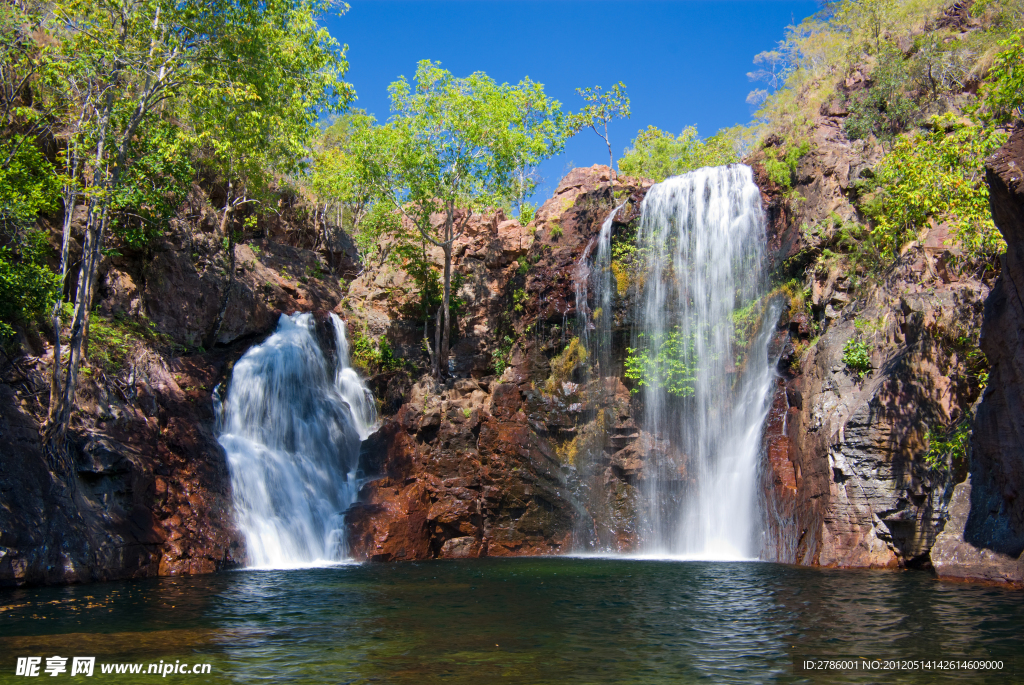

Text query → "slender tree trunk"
[440,203,454,379]
[206,183,237,349]
[604,121,615,184]
[43,97,113,473]
[47,146,78,425]
[433,305,442,378]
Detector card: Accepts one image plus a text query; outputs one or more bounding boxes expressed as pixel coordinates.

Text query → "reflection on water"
[0,560,1021,684]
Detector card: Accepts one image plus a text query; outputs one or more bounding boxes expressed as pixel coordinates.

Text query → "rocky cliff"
[342,167,650,559]
[0,185,351,586]
[931,126,1024,584]
[3,136,1023,586]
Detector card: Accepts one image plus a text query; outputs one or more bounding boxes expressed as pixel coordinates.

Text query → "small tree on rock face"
[354,60,571,379]
[570,82,631,179]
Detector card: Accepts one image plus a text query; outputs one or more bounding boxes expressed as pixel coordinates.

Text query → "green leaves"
[862,115,1007,261]
[842,337,872,377]
[618,126,737,182]
[569,82,630,169]
[976,30,1024,125]
[354,60,570,240]
[0,230,61,341]
[625,328,698,398]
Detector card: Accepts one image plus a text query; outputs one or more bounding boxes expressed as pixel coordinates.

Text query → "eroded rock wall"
[754,114,990,571]
[931,126,1024,585]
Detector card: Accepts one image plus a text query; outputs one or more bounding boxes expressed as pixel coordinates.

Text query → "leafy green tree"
[570,83,631,178]
[354,60,571,378]
[40,0,352,473]
[618,126,737,181]
[308,110,383,259]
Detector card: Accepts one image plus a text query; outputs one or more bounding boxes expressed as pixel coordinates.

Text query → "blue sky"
[323,0,820,203]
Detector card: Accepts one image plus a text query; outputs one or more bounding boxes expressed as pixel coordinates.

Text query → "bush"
[518,202,536,225]
[842,337,872,376]
[350,332,401,374]
[492,335,515,376]
[925,420,971,472]
[0,230,60,341]
[762,140,811,190]
[844,43,918,141]
[862,115,1007,262]
[976,30,1024,124]
[548,223,563,240]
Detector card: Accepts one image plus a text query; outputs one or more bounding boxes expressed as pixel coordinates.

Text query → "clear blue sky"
[323,0,820,203]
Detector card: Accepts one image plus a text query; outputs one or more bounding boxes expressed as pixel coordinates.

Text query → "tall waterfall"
[216,313,377,568]
[626,165,775,559]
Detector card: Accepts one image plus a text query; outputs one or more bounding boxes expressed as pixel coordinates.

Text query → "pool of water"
[0,559,1020,683]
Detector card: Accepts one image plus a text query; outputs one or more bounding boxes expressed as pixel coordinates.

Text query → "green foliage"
[625,328,697,398]
[0,137,59,232]
[357,201,403,259]
[925,420,971,472]
[844,43,919,141]
[492,335,515,376]
[862,115,1007,261]
[357,61,572,220]
[548,223,563,240]
[393,240,468,324]
[88,313,179,373]
[512,288,529,312]
[108,122,195,251]
[350,332,401,374]
[618,125,738,181]
[842,337,872,376]
[976,30,1024,124]
[518,202,536,225]
[516,255,528,275]
[762,140,811,190]
[0,230,61,340]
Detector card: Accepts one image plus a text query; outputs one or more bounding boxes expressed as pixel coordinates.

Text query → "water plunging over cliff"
[217,313,377,567]
[610,165,775,559]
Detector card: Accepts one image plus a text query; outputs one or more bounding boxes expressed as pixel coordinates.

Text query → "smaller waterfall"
[217,313,377,568]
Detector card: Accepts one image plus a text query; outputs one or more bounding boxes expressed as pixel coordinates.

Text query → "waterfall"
[626,165,775,560]
[216,312,377,568]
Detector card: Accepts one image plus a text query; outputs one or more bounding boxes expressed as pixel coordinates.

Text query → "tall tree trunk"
[205,183,237,349]
[440,203,454,379]
[43,97,113,474]
[47,146,78,425]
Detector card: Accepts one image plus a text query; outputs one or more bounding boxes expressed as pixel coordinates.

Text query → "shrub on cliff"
[861,115,1007,262]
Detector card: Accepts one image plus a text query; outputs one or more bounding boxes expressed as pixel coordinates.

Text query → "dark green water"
[1,558,1021,684]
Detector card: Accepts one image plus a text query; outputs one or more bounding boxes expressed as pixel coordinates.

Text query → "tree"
[354,60,572,378]
[40,0,352,475]
[618,126,737,182]
[308,110,380,259]
[570,83,631,178]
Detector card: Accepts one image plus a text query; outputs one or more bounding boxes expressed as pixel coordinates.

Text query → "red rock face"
[0,346,244,587]
[346,380,576,561]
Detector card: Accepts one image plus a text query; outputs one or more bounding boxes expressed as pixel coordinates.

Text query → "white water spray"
[217,313,377,568]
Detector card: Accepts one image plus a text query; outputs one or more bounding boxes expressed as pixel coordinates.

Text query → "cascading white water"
[216,312,377,568]
[630,165,775,560]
